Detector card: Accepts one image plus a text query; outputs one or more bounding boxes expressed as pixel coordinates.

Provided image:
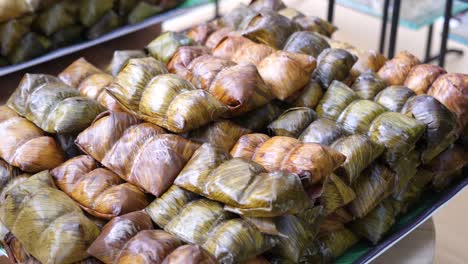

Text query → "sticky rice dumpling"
[377,51,420,85]
[8,32,51,64]
[428,73,468,133]
[331,135,385,183]
[0,171,100,264]
[351,71,387,100]
[233,102,285,132]
[217,4,257,29]
[59,57,101,87]
[230,134,271,160]
[87,211,154,263]
[167,46,210,78]
[404,64,446,95]
[287,80,323,109]
[348,163,395,218]
[368,112,425,164]
[267,107,317,137]
[317,228,359,262]
[337,99,387,135]
[349,49,387,78]
[145,185,199,228]
[202,219,277,264]
[241,9,299,49]
[106,57,168,112]
[162,244,217,264]
[7,73,105,133]
[299,118,345,145]
[315,48,357,87]
[320,174,356,215]
[374,86,415,112]
[401,95,459,163]
[50,155,150,219]
[79,0,113,27]
[0,105,65,172]
[0,159,21,193]
[146,32,195,63]
[316,81,359,120]
[187,55,236,90]
[394,169,433,212]
[294,16,337,37]
[186,22,217,44]
[231,41,274,66]
[257,51,316,100]
[106,49,146,76]
[428,144,467,191]
[284,31,330,57]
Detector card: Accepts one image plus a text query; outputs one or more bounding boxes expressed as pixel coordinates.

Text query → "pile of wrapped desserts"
[0,0,183,66]
[0,0,467,263]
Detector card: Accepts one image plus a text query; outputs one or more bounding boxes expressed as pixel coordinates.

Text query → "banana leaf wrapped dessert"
[230,134,271,160]
[348,163,396,218]
[316,81,359,120]
[8,32,51,64]
[217,4,257,29]
[107,49,146,76]
[299,118,344,145]
[231,41,274,66]
[351,71,387,100]
[88,211,154,263]
[145,185,199,228]
[316,228,358,262]
[0,16,34,56]
[87,10,122,39]
[79,0,113,27]
[7,73,105,133]
[394,169,432,212]
[175,152,312,217]
[331,135,385,183]
[336,99,387,135]
[189,120,250,151]
[286,80,323,109]
[374,86,415,112]
[349,49,387,78]
[50,155,150,219]
[249,0,286,11]
[404,64,446,95]
[0,105,64,172]
[187,55,236,90]
[58,57,101,87]
[167,46,210,78]
[401,95,459,163]
[390,149,420,198]
[241,9,299,49]
[350,198,400,244]
[267,107,317,137]
[320,174,356,215]
[127,1,163,24]
[107,57,168,111]
[428,144,467,191]
[294,16,337,37]
[186,22,217,45]
[138,73,228,132]
[51,25,83,48]
[33,0,78,36]
[146,31,195,63]
[0,171,100,264]
[257,51,316,100]
[315,48,357,87]
[368,112,425,164]
[377,51,420,85]
[114,230,183,264]
[233,101,285,132]
[240,136,346,185]
[284,31,330,57]
[428,73,468,133]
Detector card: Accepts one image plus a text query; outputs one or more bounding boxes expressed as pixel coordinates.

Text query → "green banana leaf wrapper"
[320,174,356,215]
[106,49,146,76]
[146,31,195,63]
[331,134,385,183]
[79,0,114,27]
[33,0,78,36]
[0,159,21,194]
[145,185,200,228]
[217,4,257,29]
[0,171,100,264]
[241,9,299,49]
[351,71,388,100]
[116,0,139,16]
[428,144,467,191]
[267,107,317,137]
[287,79,324,109]
[315,48,357,88]
[348,163,396,218]
[0,17,32,56]
[284,31,330,58]
[336,99,387,135]
[7,73,105,133]
[368,112,426,165]
[51,25,83,48]
[317,227,359,262]
[394,169,433,213]
[316,80,359,120]
[87,10,122,40]
[8,32,51,64]
[350,198,401,244]
[401,94,459,164]
[189,120,251,151]
[202,218,278,264]
[233,101,285,132]
[391,149,420,199]
[299,118,345,146]
[374,85,416,112]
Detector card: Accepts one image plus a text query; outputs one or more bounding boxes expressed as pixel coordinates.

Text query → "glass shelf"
[336,0,468,30]
[450,15,468,45]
